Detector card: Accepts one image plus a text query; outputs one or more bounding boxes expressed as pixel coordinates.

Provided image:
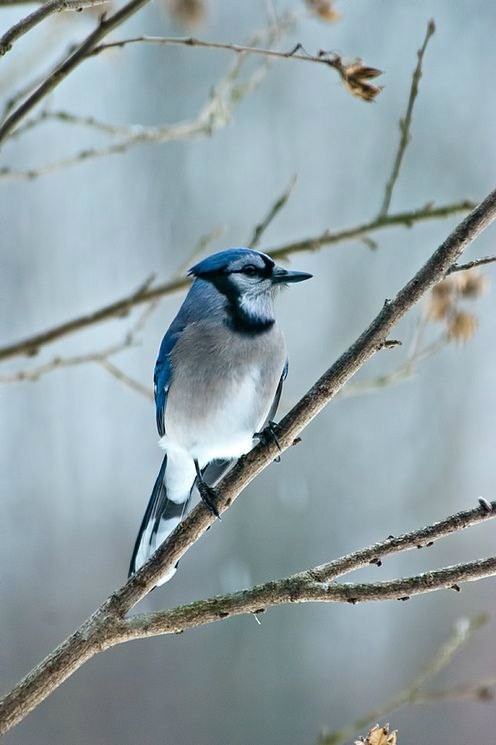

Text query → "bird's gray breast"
[164,320,286,461]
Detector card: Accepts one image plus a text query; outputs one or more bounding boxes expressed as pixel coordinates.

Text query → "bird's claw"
[198,481,221,519]
[255,421,282,462]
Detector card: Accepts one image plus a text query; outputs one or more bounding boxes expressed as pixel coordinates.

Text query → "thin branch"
[299,501,496,584]
[339,337,446,398]
[0,0,108,58]
[7,109,131,140]
[0,199,475,363]
[378,20,436,217]
[97,358,153,400]
[413,677,496,704]
[0,297,157,400]
[0,0,154,146]
[0,344,137,383]
[0,60,264,179]
[448,255,496,274]
[0,18,285,177]
[0,0,57,5]
[119,557,496,640]
[174,224,226,278]
[88,34,383,102]
[1,189,496,736]
[1,63,52,122]
[248,174,297,248]
[318,615,488,745]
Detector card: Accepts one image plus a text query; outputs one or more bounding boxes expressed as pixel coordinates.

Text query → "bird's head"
[189,247,311,296]
[188,248,312,329]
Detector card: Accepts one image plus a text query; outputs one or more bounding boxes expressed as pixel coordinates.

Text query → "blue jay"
[129,247,311,585]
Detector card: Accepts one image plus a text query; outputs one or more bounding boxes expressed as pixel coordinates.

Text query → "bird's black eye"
[243,265,258,277]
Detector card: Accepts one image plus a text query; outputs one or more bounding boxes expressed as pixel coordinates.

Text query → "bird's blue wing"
[154,329,182,437]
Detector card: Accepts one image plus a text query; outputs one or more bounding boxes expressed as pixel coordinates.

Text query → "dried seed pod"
[167,0,206,26]
[355,724,397,745]
[447,311,478,343]
[456,270,489,299]
[432,277,456,298]
[426,293,453,321]
[305,0,341,22]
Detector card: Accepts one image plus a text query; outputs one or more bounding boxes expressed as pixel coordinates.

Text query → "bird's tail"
[128,455,191,586]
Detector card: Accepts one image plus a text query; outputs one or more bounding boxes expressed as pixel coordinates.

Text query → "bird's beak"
[271,266,313,284]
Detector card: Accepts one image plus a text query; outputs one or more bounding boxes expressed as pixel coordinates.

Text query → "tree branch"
[0,0,154,145]
[0,0,108,58]
[2,504,496,736]
[379,20,436,217]
[119,556,496,641]
[0,199,475,363]
[0,15,287,176]
[448,255,496,274]
[0,0,58,5]
[0,56,267,180]
[88,34,383,102]
[248,174,297,248]
[1,188,496,736]
[0,298,157,399]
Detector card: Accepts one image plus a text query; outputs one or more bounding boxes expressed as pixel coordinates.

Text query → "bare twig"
[0,199,475,363]
[0,0,155,145]
[0,298,157,400]
[0,344,137,383]
[448,255,496,274]
[318,615,488,745]
[340,337,446,398]
[248,174,297,248]
[88,34,383,101]
[7,109,130,140]
[174,224,226,278]
[1,189,496,736]
[120,558,496,638]
[0,18,286,176]
[0,0,60,4]
[413,677,496,704]
[379,20,436,217]
[0,0,108,58]
[97,358,153,400]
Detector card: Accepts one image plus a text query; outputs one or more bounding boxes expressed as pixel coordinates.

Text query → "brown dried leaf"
[355,723,398,745]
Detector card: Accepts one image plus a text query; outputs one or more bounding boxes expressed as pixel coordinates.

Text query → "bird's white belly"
[159,370,266,466]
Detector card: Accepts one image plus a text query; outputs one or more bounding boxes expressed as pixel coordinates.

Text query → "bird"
[128,247,312,585]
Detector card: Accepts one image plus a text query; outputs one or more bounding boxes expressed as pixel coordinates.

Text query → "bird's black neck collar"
[225,304,275,333]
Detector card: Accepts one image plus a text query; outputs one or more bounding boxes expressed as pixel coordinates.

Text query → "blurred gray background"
[1,1,496,743]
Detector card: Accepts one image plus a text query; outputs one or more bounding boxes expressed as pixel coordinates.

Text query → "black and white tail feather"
[128,457,232,585]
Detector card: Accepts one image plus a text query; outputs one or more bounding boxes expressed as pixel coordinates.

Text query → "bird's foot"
[255,421,282,462]
[197,480,221,519]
